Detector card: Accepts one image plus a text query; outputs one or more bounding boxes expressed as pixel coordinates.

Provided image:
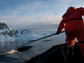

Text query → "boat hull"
[26,42,84,63]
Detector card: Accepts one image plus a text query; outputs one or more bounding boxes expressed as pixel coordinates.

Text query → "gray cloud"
[1,0,84,31]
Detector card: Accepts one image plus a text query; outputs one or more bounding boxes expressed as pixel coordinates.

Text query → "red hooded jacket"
[57,7,84,33]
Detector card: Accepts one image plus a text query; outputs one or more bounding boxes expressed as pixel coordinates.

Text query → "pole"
[16,31,65,49]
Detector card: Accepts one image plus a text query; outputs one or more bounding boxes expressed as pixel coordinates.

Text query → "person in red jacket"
[56,7,84,59]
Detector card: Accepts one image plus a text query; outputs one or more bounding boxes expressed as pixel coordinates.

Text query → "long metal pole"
[16,31,65,49]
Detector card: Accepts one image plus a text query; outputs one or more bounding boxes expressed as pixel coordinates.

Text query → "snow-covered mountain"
[0,22,10,42]
[9,29,41,41]
[0,22,51,42]
[0,22,65,42]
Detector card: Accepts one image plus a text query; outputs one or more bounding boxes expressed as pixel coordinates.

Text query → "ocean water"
[0,35,66,63]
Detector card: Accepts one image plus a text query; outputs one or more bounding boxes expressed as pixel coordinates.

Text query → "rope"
[67,45,74,56]
[61,45,67,63]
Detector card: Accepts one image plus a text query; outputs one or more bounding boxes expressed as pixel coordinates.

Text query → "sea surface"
[0,35,66,63]
[0,29,66,63]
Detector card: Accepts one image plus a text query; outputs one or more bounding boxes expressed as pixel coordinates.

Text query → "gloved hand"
[56,32,59,35]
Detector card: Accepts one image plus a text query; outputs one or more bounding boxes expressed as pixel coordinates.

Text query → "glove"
[56,32,59,35]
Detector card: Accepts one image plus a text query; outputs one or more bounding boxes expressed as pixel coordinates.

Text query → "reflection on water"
[0,40,29,54]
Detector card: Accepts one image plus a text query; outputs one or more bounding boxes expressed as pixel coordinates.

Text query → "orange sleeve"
[57,19,65,33]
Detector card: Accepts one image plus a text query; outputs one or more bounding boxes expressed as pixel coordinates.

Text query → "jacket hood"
[62,7,75,17]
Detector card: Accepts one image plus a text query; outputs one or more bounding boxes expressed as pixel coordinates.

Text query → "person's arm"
[57,19,64,33]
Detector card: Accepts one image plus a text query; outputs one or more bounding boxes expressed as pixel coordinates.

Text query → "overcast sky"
[0,0,84,30]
